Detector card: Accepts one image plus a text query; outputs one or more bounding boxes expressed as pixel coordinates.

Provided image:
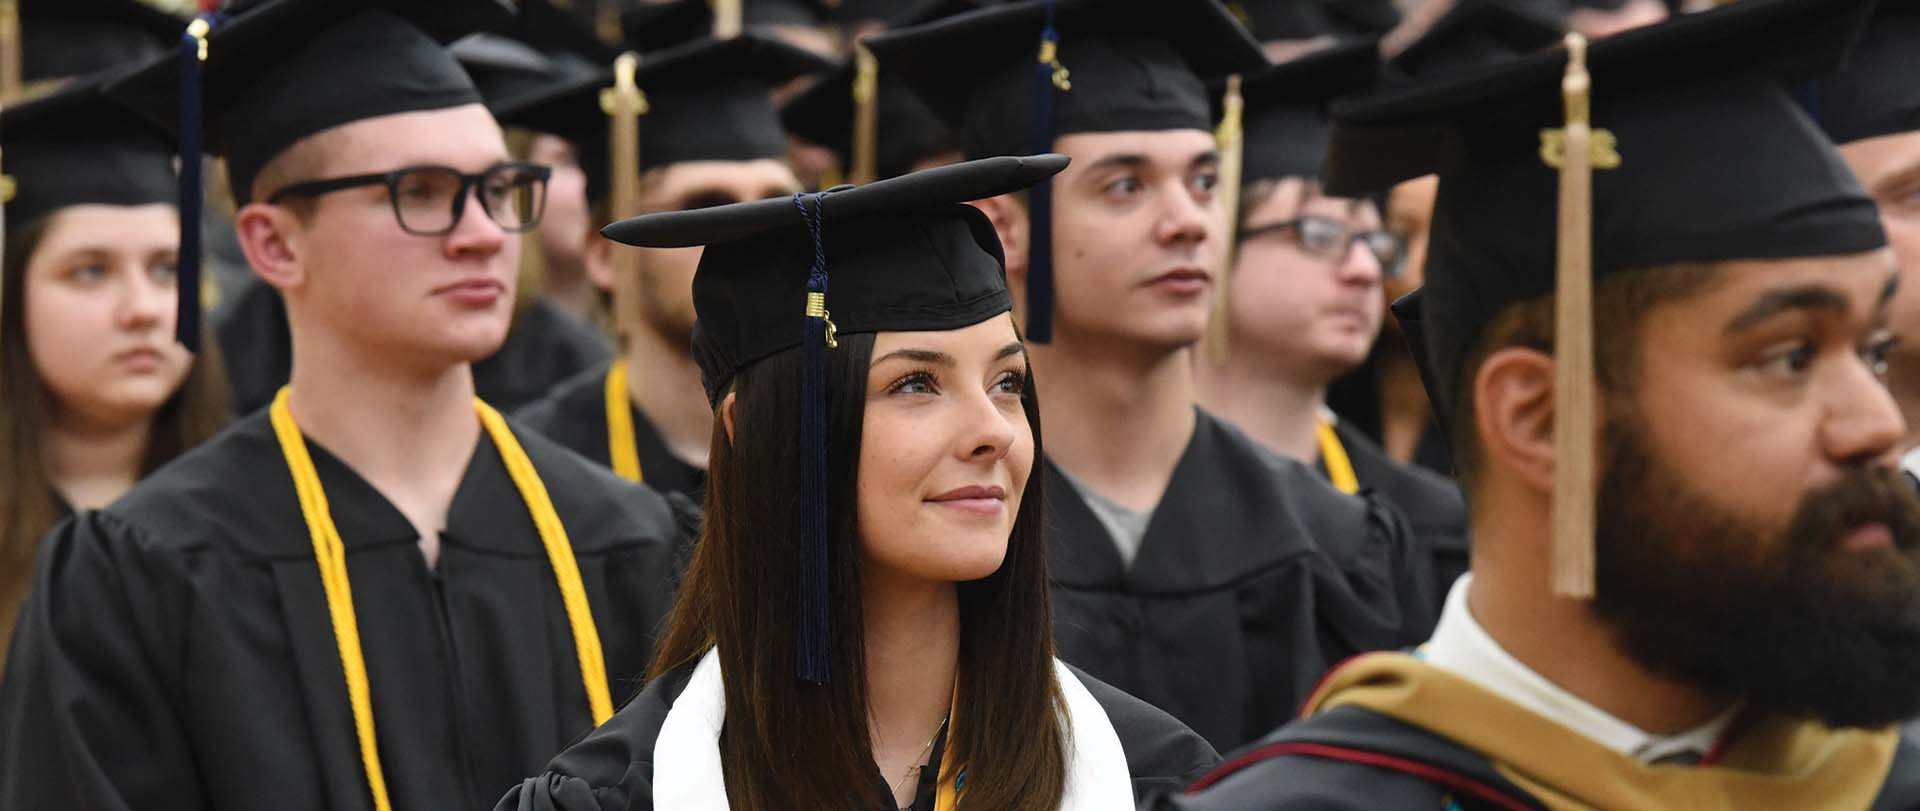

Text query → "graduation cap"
[1227,0,1402,43]
[744,0,822,27]
[1808,0,1920,146]
[777,0,984,183]
[101,0,510,352]
[1238,38,1381,185]
[1323,0,1885,596]
[866,0,1267,343]
[495,33,832,204]
[604,153,1068,683]
[452,34,586,115]
[17,0,185,85]
[619,0,721,53]
[1,77,176,227]
[1381,0,1567,86]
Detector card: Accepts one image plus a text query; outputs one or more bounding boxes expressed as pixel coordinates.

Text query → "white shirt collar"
[1420,574,1738,764]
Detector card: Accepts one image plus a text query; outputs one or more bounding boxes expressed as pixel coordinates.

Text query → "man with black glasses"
[0,1,692,808]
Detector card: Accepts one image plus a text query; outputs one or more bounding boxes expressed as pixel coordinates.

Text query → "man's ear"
[721,391,738,446]
[971,194,1029,282]
[234,202,307,292]
[1473,346,1564,496]
[583,230,617,293]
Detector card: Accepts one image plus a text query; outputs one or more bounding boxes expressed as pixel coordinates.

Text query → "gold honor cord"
[270,389,614,811]
[1316,416,1360,495]
[603,360,644,483]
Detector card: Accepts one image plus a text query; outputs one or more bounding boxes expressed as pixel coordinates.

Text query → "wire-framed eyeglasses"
[1239,215,1408,277]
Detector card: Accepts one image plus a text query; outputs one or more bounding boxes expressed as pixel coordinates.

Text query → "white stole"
[651,649,1135,809]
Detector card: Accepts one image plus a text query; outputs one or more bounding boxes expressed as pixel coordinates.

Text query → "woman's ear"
[721,391,738,447]
[971,194,1029,282]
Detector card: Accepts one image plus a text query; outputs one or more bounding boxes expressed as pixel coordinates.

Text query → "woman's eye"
[991,371,1028,397]
[69,264,108,283]
[889,371,939,396]
[151,259,179,283]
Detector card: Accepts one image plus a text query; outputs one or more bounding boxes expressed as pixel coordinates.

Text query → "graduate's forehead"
[1052,130,1219,176]
[312,103,508,175]
[1663,250,1899,340]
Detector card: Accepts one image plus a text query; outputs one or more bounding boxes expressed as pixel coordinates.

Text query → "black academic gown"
[1152,705,1920,810]
[493,659,1221,810]
[473,301,614,410]
[1329,420,1469,602]
[215,279,610,414]
[515,365,707,500]
[0,410,696,810]
[1046,411,1438,752]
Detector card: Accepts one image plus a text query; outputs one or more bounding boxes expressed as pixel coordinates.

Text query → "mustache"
[1782,466,1920,559]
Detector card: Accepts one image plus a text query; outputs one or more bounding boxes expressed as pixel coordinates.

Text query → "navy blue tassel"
[175,15,216,353]
[1027,3,1062,343]
[1793,79,1824,129]
[794,192,832,685]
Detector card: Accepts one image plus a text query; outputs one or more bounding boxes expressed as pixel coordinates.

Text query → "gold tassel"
[1539,33,1620,599]
[711,0,742,39]
[600,52,647,337]
[850,43,879,185]
[0,0,18,103]
[1205,74,1245,365]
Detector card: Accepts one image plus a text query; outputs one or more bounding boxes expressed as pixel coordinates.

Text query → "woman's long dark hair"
[0,213,229,655]
[650,330,1069,809]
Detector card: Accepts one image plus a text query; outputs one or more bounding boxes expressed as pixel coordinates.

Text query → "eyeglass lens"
[392,165,548,235]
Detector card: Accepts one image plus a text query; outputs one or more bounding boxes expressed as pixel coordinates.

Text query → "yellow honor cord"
[603,361,644,483]
[1316,416,1360,496]
[933,693,962,811]
[270,389,393,811]
[270,389,613,811]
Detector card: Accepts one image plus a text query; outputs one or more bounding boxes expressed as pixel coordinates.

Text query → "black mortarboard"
[1229,0,1402,42]
[1809,0,1920,146]
[867,0,1267,343]
[744,0,822,27]
[1381,0,1566,86]
[452,34,581,115]
[620,0,718,53]
[777,0,984,181]
[1235,37,1379,182]
[603,153,1068,683]
[2,77,175,227]
[1325,0,1884,594]
[20,0,184,82]
[496,34,833,203]
[103,0,509,351]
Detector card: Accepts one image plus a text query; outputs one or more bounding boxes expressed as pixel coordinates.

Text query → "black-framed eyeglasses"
[1239,215,1408,278]
[266,162,552,237]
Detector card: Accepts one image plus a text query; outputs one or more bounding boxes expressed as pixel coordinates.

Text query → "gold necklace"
[888,714,950,806]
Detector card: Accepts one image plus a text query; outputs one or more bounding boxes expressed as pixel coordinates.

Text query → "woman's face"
[856,313,1035,584]
[23,204,193,429]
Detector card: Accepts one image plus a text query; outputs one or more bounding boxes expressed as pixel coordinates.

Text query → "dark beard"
[1590,416,1920,729]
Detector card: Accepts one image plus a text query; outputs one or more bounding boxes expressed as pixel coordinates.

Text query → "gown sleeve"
[0,512,204,809]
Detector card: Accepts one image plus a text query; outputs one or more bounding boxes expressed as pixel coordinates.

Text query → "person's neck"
[1029,332,1199,512]
[862,567,959,807]
[623,323,712,469]
[284,330,482,567]
[1377,345,1433,464]
[45,410,155,510]
[1466,514,1733,736]
[1196,347,1328,463]
[542,265,597,323]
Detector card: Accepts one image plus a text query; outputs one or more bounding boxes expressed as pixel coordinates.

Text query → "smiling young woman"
[0,83,228,660]
[499,157,1219,811]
